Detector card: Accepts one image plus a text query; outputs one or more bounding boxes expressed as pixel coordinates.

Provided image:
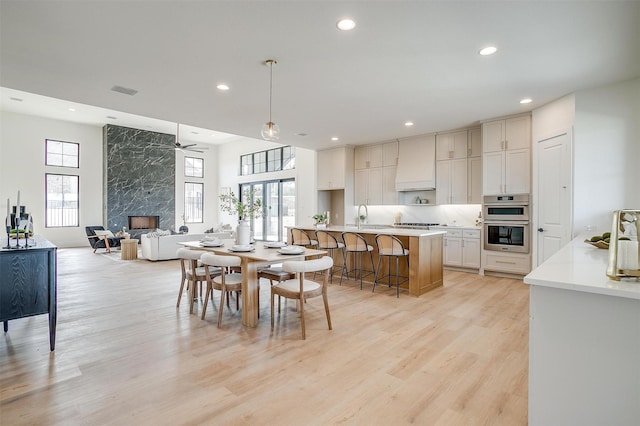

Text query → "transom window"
[184,157,203,178]
[45,173,79,227]
[240,146,295,176]
[46,139,79,168]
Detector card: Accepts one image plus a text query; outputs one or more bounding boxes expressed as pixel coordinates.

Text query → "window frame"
[45,139,80,168]
[45,173,80,228]
[184,181,204,223]
[240,146,295,176]
[184,156,204,178]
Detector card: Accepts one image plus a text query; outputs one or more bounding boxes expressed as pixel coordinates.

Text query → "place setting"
[228,244,255,252]
[263,241,287,248]
[200,236,224,247]
[277,245,305,255]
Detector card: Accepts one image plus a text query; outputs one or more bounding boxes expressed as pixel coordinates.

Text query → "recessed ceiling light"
[337,18,356,31]
[68,107,76,112]
[331,137,339,141]
[216,84,229,91]
[479,46,498,56]
[405,121,414,127]
[520,98,532,104]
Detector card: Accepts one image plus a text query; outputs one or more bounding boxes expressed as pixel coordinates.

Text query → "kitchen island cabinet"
[290,226,445,296]
[524,236,640,426]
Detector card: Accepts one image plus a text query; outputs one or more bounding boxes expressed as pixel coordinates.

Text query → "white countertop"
[524,235,640,300]
[292,225,446,238]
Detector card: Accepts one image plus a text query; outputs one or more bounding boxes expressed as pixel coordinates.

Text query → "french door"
[240,178,295,241]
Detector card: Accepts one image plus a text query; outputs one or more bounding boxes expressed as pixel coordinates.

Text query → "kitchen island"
[524,236,640,426]
[290,226,445,296]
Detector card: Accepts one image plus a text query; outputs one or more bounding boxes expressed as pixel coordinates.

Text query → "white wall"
[216,138,317,227]
[0,111,104,247]
[574,78,640,234]
[174,145,220,234]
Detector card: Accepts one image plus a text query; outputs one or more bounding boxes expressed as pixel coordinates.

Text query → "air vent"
[295,132,308,137]
[9,97,23,102]
[111,85,138,96]
[106,115,118,120]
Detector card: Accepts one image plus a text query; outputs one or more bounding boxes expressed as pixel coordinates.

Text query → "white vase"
[236,220,251,245]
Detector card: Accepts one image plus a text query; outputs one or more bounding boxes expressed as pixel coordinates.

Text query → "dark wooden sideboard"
[0,237,57,351]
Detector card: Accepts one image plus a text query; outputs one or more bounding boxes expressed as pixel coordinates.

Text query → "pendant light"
[261,59,280,141]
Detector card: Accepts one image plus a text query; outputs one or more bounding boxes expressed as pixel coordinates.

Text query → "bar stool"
[290,228,318,248]
[341,232,376,289]
[373,234,409,298]
[176,248,222,313]
[315,230,345,283]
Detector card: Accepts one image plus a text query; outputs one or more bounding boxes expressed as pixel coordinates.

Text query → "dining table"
[180,239,327,327]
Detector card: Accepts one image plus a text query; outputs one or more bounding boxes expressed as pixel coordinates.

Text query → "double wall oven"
[483,194,530,254]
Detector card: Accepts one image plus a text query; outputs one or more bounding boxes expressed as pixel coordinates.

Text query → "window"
[184,182,204,223]
[240,146,295,176]
[46,174,79,227]
[240,178,295,241]
[46,139,79,168]
[184,157,203,178]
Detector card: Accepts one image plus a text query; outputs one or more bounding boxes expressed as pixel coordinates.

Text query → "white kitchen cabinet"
[436,130,468,161]
[434,227,481,270]
[483,115,531,153]
[468,127,482,157]
[382,166,398,204]
[483,250,531,275]
[436,158,467,204]
[382,140,398,167]
[354,167,382,205]
[482,115,531,195]
[318,147,350,190]
[467,156,482,204]
[355,144,383,169]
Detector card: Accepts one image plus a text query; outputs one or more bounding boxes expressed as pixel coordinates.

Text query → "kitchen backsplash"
[357,204,482,227]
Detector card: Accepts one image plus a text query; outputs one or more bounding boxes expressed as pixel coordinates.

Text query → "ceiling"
[1,1,639,150]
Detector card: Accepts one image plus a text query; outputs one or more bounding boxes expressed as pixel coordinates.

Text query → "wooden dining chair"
[200,253,243,328]
[271,256,333,339]
[176,248,221,313]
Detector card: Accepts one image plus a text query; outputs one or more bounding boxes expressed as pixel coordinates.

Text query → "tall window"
[240,146,295,176]
[46,139,79,168]
[184,182,204,223]
[184,157,203,178]
[46,174,79,227]
[240,178,295,241]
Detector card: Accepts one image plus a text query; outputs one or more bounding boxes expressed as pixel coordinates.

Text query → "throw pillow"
[94,230,115,238]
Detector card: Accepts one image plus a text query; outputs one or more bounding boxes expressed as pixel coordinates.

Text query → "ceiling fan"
[174,123,209,153]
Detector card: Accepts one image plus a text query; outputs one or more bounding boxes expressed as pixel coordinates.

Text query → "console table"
[0,237,58,351]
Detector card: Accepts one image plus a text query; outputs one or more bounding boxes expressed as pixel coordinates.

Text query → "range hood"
[395,135,436,191]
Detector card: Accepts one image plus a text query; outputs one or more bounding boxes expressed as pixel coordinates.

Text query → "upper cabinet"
[482,115,531,195]
[354,141,398,205]
[317,147,353,190]
[436,130,468,161]
[435,128,482,205]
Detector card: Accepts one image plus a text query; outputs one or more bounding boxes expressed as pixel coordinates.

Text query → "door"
[536,132,572,264]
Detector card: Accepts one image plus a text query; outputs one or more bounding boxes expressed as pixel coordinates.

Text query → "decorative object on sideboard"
[4,191,34,249]
[606,209,639,281]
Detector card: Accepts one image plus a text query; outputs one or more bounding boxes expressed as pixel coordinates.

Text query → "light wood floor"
[1,247,529,425]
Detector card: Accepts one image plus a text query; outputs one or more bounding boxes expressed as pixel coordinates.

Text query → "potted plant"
[219,189,264,245]
[313,212,328,229]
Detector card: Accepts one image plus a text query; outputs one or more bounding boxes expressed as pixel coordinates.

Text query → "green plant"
[313,213,328,224]
[219,188,264,221]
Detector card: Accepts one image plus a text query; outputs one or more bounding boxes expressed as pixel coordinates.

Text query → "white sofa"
[140,232,232,261]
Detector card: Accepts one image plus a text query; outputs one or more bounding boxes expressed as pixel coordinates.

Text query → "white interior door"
[537,132,572,264]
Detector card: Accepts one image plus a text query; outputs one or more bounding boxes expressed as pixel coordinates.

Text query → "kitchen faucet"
[357,204,368,230]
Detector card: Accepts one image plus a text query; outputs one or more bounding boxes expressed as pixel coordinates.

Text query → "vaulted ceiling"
[1,1,639,149]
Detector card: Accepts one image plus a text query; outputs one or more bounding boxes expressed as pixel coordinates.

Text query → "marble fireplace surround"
[103,124,175,239]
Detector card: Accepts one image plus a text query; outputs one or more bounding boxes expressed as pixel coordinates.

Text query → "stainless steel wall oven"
[483,194,530,254]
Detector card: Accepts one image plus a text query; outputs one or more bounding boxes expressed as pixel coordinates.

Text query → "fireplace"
[128,215,159,230]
